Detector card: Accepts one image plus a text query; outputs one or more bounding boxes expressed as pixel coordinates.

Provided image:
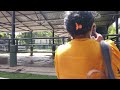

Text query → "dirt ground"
[0,65,56,76]
[0,53,56,76]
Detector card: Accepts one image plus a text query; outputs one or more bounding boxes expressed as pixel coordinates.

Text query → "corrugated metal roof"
[0,11,119,37]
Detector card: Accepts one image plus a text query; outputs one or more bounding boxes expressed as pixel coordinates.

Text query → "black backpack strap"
[100,40,115,79]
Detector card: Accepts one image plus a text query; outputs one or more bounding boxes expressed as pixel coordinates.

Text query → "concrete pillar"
[10,45,17,67]
[30,30,33,56]
[10,11,17,67]
[52,30,55,58]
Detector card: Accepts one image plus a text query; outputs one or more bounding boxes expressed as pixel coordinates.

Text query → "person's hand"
[91,33,104,42]
[95,33,104,42]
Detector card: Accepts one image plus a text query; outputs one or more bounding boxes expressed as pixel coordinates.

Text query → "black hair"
[64,11,94,37]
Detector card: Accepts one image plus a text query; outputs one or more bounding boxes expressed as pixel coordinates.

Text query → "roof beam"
[7,11,33,31]
[1,11,29,31]
[34,11,53,30]
[39,11,54,30]
[0,11,40,18]
[1,11,11,24]
[0,17,64,23]
[95,19,114,22]
[0,11,64,18]
[17,11,52,30]
[0,25,11,31]
[1,26,11,31]
[100,13,120,17]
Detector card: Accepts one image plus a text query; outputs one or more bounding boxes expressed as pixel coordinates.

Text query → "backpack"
[87,40,115,79]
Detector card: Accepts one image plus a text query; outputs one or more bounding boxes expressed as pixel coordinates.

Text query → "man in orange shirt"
[54,11,120,79]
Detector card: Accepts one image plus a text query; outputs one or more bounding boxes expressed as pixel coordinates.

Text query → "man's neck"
[73,34,90,39]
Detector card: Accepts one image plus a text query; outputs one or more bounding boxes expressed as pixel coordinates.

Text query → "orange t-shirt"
[54,38,120,79]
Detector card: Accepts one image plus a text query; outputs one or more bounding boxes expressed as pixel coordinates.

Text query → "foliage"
[108,25,116,34]
[0,33,9,38]
[108,24,120,39]
[16,31,63,45]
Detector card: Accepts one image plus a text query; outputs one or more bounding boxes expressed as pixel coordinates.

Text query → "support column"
[52,30,55,58]
[30,30,33,56]
[10,11,17,67]
[106,25,109,40]
[11,11,15,45]
[115,11,119,49]
[62,37,65,44]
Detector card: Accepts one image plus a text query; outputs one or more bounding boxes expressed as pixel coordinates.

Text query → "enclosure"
[0,11,119,67]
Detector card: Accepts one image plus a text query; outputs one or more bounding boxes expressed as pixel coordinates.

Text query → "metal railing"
[0,37,69,53]
[102,34,120,50]
[0,34,119,54]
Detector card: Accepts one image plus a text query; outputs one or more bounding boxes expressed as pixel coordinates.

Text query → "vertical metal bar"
[30,30,33,45]
[106,26,109,40]
[30,30,33,56]
[115,11,119,49]
[52,30,54,45]
[52,30,55,58]
[11,11,15,45]
[62,37,65,44]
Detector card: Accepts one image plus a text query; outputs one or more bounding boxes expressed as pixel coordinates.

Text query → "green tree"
[16,31,63,49]
[0,33,9,38]
[108,25,116,34]
[108,25,116,39]
[108,24,120,39]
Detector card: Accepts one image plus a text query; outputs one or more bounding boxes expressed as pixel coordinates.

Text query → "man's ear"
[91,23,96,32]
[91,23,94,30]
[90,24,94,33]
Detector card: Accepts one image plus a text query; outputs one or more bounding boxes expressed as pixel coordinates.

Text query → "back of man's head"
[64,11,94,37]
